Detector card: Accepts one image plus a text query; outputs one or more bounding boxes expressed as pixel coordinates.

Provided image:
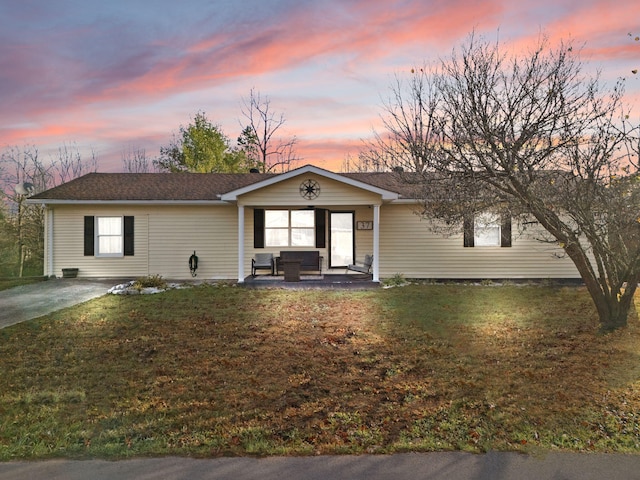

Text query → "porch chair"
[252,253,274,277]
[346,254,373,275]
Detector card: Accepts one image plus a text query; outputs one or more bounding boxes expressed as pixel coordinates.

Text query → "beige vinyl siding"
[49,204,238,279]
[352,206,374,263]
[46,184,582,280]
[240,174,380,207]
[147,206,236,279]
[50,205,149,278]
[378,204,581,279]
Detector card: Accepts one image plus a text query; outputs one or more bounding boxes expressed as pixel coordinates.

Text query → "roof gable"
[220,165,399,201]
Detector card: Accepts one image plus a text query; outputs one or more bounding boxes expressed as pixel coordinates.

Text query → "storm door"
[329,212,354,267]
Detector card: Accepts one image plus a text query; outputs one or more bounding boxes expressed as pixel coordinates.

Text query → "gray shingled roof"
[29,172,275,201]
[29,170,421,201]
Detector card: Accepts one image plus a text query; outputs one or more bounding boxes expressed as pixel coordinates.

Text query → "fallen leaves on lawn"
[0,284,639,459]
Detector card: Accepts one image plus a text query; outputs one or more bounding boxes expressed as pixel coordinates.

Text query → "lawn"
[0,276,46,292]
[0,283,639,459]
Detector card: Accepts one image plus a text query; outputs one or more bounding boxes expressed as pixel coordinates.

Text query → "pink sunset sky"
[1,0,639,173]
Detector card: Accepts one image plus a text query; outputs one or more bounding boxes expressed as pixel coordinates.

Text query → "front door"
[329,212,354,267]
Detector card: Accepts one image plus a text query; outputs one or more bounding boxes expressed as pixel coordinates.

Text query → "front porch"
[218,166,399,284]
[242,273,379,289]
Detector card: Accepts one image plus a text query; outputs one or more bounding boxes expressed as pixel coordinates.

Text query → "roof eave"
[27,199,229,206]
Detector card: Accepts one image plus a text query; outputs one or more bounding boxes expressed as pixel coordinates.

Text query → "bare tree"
[240,88,299,172]
[371,35,640,331]
[54,142,98,184]
[0,143,100,276]
[340,153,367,173]
[360,67,445,174]
[630,32,639,75]
[0,146,51,276]
[0,145,52,196]
[122,146,154,173]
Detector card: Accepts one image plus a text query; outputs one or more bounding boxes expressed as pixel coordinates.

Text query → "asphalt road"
[2,452,640,480]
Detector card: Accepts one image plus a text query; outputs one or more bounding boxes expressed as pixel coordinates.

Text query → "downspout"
[237,205,245,283]
[146,214,150,276]
[372,204,380,282]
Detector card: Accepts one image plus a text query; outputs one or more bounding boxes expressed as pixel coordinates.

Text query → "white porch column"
[237,205,245,283]
[372,204,380,283]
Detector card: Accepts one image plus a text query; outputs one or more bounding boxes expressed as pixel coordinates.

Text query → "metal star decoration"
[300,179,320,199]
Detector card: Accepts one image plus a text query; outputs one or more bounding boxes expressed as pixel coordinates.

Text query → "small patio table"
[282,259,302,282]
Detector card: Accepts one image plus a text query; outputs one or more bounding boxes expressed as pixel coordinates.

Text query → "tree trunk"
[18,244,25,278]
[581,273,637,332]
[561,242,636,332]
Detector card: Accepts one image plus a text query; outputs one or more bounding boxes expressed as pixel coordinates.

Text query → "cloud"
[295,137,366,170]
[3,0,508,116]
[1,0,639,174]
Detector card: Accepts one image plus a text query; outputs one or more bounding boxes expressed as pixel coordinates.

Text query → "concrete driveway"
[0,278,117,329]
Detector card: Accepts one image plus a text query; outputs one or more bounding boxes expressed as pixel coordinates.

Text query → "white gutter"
[26,199,230,206]
[27,198,420,206]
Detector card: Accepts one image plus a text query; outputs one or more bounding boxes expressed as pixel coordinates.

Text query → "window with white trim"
[464,212,512,248]
[84,215,134,257]
[474,212,501,247]
[265,210,315,247]
[96,216,124,257]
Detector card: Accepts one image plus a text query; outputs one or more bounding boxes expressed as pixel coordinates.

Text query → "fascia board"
[26,199,229,206]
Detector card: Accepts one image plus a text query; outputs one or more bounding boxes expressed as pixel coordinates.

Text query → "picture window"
[265,210,315,247]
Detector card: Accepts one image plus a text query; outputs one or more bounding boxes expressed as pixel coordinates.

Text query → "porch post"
[237,204,245,283]
[372,204,380,283]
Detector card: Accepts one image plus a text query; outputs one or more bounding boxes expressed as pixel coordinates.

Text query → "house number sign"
[356,221,373,230]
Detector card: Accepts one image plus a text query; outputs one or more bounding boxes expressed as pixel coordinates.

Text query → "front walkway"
[243,273,378,289]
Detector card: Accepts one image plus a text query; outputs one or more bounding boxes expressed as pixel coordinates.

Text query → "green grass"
[0,276,46,291]
[0,283,639,459]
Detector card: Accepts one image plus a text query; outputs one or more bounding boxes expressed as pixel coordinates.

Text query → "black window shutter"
[501,214,512,247]
[463,214,474,247]
[315,208,326,248]
[84,216,94,256]
[254,209,265,248]
[124,216,135,256]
